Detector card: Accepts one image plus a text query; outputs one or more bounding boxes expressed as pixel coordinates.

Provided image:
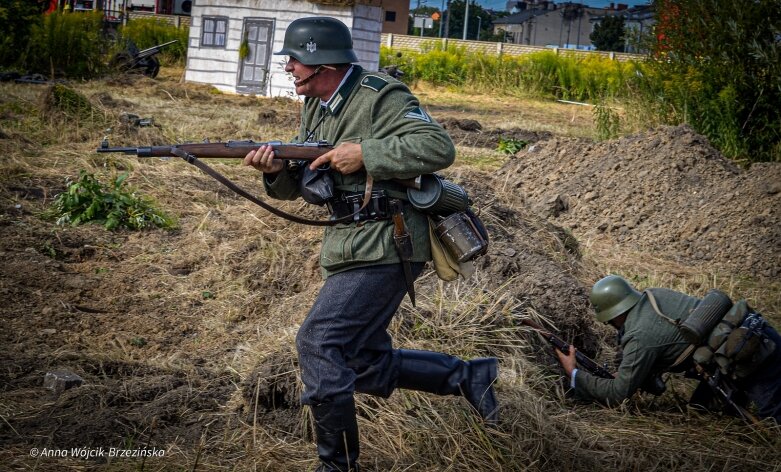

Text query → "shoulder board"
[360,75,389,92]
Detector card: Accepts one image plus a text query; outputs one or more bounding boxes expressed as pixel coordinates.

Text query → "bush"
[51,171,175,230]
[640,0,781,162]
[0,0,43,69]
[118,17,189,66]
[380,44,636,101]
[24,11,108,79]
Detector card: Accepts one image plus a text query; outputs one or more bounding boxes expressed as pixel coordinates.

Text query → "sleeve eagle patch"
[404,107,431,123]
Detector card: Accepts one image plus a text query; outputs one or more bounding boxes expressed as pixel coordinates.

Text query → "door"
[237,18,274,95]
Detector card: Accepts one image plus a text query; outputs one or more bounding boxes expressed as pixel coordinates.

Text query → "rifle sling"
[171,147,373,227]
[645,290,697,370]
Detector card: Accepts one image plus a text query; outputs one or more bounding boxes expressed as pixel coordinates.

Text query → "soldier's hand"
[244,145,284,174]
[309,142,364,174]
[555,346,577,377]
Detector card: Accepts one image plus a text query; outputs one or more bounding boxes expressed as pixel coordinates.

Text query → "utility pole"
[439,0,445,37]
[444,0,451,39]
[463,0,470,40]
[476,15,481,41]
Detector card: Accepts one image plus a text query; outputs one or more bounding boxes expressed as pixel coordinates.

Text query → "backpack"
[692,300,777,379]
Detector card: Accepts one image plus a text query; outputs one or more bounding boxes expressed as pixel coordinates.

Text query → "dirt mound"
[498,125,781,278]
[438,117,553,149]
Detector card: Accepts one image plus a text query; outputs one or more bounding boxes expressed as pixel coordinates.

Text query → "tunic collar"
[320,65,364,116]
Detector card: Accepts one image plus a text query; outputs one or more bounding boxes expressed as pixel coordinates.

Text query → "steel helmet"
[274,17,358,65]
[590,275,642,323]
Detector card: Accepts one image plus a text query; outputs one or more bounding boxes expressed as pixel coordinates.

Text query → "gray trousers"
[296,262,425,405]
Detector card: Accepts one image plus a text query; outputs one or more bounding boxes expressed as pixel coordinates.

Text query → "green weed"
[50,171,175,230]
[594,102,620,140]
[497,137,528,155]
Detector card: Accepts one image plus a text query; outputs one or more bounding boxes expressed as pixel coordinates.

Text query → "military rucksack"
[692,300,777,379]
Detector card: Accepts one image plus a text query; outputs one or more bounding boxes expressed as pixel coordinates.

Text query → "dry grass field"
[1,66,779,471]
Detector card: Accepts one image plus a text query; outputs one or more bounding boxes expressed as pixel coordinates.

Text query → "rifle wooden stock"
[521,319,614,379]
[98,139,332,160]
[97,139,421,189]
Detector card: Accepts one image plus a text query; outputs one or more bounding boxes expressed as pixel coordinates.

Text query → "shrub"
[118,17,189,66]
[51,171,175,230]
[642,0,781,162]
[24,11,108,79]
[380,45,635,101]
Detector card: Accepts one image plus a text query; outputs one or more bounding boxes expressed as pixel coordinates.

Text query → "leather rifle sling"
[171,147,373,227]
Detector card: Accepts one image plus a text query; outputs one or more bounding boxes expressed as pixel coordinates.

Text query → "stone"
[44,371,83,394]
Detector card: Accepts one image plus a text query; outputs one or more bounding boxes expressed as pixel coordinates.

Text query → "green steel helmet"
[274,17,358,65]
[590,275,642,323]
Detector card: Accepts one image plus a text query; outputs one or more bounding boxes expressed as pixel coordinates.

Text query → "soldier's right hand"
[243,145,284,174]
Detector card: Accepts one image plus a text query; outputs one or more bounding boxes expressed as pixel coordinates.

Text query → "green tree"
[0,0,45,68]
[590,15,626,52]
[443,0,501,40]
[649,0,781,162]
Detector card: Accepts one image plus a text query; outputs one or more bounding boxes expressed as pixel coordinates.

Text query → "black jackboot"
[310,397,360,472]
[395,349,499,425]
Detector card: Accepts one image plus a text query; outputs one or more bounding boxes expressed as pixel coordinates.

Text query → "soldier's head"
[590,275,642,326]
[275,17,357,66]
[274,17,357,98]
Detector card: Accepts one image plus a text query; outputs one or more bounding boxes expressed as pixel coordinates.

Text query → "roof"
[493,9,549,25]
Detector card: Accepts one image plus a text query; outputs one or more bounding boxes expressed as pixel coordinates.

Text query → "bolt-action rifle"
[98,138,336,161]
[521,319,614,379]
[523,319,684,397]
[691,364,760,425]
[96,138,419,226]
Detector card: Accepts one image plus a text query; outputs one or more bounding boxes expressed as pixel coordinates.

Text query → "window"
[202,16,228,48]
[385,11,396,22]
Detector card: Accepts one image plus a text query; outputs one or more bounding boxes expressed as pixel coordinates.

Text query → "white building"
[184,1,384,97]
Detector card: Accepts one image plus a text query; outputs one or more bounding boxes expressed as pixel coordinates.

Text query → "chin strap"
[294,64,336,87]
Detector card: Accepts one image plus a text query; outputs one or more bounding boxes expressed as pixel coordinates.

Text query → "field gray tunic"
[264,66,455,277]
[575,289,698,404]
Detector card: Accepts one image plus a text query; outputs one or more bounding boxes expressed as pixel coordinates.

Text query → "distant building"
[381,0,410,34]
[184,0,383,97]
[494,2,611,49]
[614,4,655,53]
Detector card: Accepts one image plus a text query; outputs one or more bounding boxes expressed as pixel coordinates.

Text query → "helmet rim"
[274,17,357,66]
[591,275,642,323]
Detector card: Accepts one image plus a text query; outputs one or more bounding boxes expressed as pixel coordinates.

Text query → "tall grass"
[380,44,639,102]
[24,11,108,79]
[118,17,189,66]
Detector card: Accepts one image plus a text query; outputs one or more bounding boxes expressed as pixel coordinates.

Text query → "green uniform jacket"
[575,288,700,405]
[264,66,456,277]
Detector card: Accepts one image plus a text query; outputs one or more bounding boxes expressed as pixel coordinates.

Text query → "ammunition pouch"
[327,190,391,222]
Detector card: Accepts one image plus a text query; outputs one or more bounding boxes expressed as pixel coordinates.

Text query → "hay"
[0,68,779,471]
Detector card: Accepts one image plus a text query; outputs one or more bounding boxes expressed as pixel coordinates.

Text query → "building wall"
[497,7,606,48]
[382,33,645,62]
[381,0,409,34]
[185,0,382,97]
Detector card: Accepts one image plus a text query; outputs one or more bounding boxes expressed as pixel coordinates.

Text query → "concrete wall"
[184,1,382,97]
[381,33,645,62]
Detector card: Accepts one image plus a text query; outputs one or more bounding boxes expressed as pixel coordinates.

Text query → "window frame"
[201,16,229,48]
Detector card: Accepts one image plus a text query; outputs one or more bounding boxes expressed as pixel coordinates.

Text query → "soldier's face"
[285,57,323,98]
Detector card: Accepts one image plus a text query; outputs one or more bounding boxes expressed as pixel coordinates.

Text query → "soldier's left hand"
[555,346,577,377]
[309,142,364,174]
